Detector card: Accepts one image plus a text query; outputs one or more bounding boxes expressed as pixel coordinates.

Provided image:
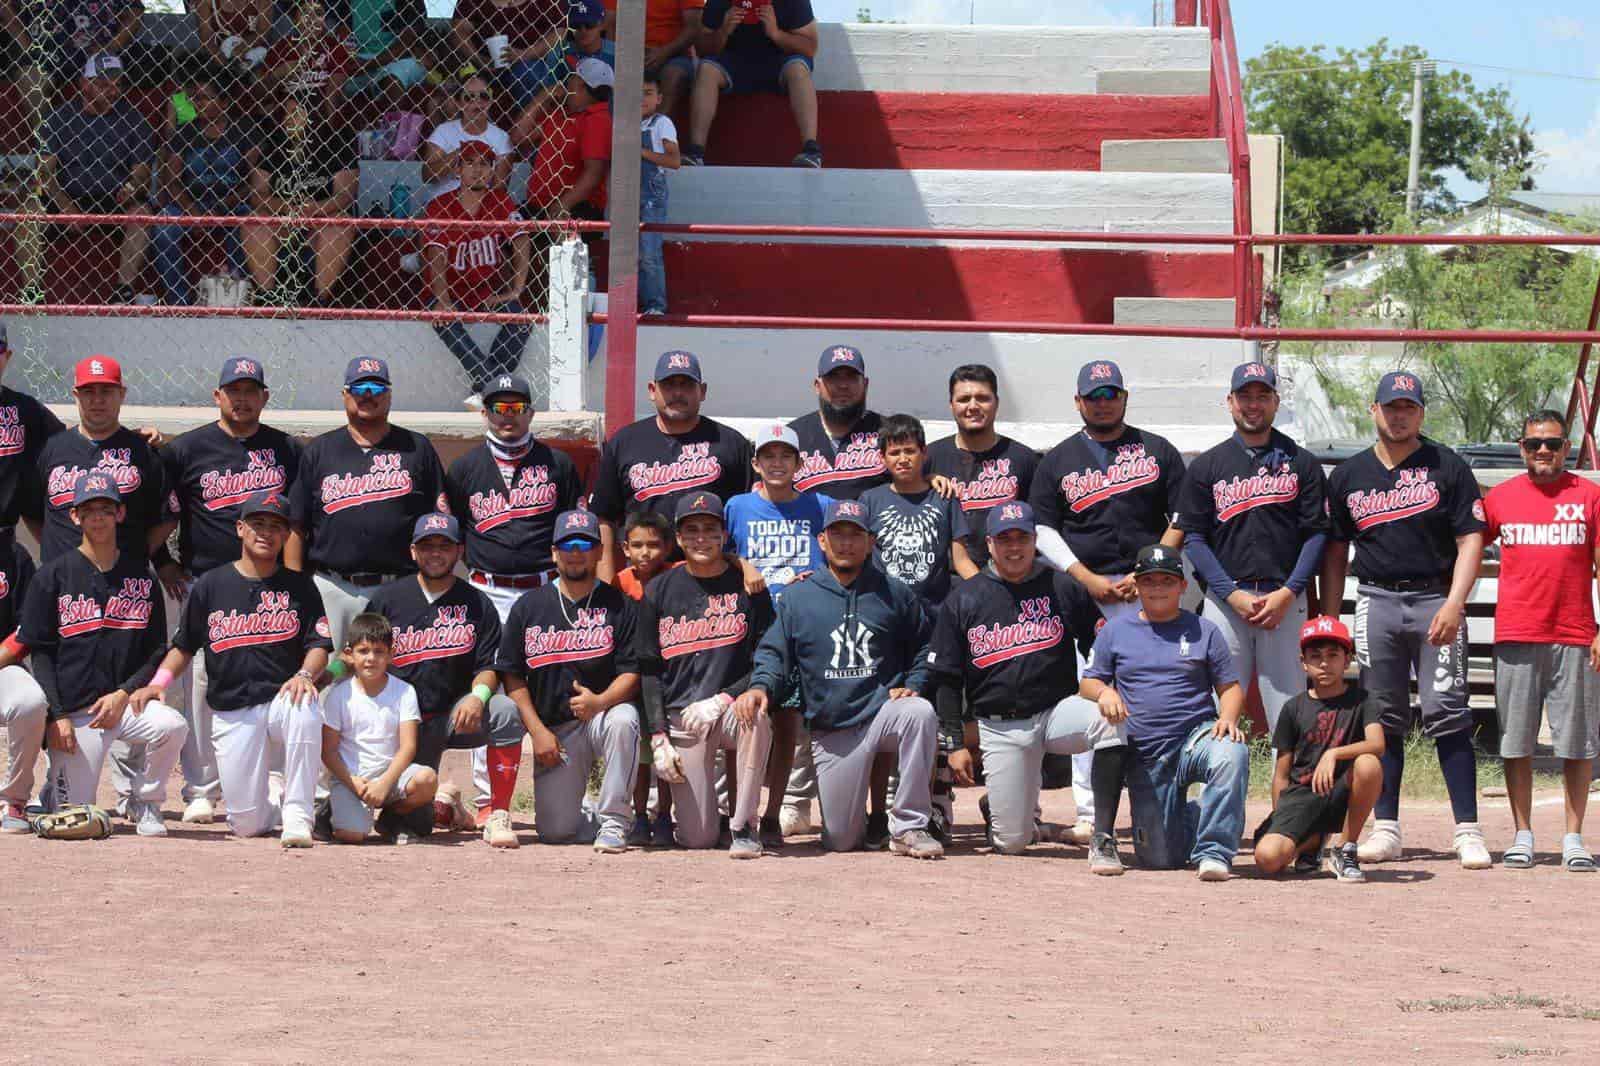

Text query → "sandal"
[1503,840,1535,869]
[1563,847,1597,873]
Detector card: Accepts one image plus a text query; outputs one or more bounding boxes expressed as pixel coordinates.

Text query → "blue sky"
[811,0,1600,193]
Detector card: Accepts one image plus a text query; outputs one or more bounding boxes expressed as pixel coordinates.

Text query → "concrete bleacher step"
[1101,137,1228,173]
[1113,297,1237,327]
[1095,69,1213,95]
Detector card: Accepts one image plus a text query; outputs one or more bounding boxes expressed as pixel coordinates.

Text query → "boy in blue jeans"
[1079,543,1247,880]
[639,70,680,316]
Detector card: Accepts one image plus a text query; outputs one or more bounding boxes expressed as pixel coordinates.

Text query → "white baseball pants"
[212,694,323,838]
[0,665,48,808]
[1201,586,1309,734]
[668,703,772,848]
[46,701,187,808]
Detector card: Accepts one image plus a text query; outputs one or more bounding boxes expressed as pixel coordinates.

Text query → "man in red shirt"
[522,57,612,220]
[1482,409,1600,873]
[423,141,531,397]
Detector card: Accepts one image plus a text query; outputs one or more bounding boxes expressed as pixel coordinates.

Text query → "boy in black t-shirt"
[1255,616,1385,882]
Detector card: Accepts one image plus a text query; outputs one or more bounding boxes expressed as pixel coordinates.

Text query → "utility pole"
[1405,59,1436,218]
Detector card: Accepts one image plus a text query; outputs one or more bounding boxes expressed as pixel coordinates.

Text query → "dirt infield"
[2,752,1598,1065]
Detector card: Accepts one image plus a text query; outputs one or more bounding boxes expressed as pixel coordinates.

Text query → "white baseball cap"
[754,422,801,455]
[83,53,124,80]
[575,57,614,91]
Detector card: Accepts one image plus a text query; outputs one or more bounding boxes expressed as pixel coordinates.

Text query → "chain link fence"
[0,0,602,408]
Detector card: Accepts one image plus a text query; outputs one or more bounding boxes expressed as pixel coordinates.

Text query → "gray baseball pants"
[668,703,771,847]
[980,698,1127,854]
[1201,583,1309,734]
[0,665,48,809]
[1354,584,1473,738]
[811,696,938,851]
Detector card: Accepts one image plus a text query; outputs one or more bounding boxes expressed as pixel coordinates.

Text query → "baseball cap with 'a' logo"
[674,492,724,526]
[74,355,123,388]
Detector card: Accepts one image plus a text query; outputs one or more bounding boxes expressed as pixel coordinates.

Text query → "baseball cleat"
[1088,832,1124,876]
[863,811,890,851]
[728,824,764,859]
[628,815,653,847]
[182,797,215,824]
[778,803,811,838]
[651,812,675,848]
[1325,842,1365,883]
[1293,851,1322,875]
[483,810,519,849]
[758,815,784,851]
[1197,857,1232,882]
[889,828,945,860]
[132,801,168,837]
[593,826,628,854]
[0,801,32,834]
[1453,822,1492,870]
[1357,820,1403,863]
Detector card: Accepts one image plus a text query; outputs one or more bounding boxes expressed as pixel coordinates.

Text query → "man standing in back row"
[1321,371,1489,869]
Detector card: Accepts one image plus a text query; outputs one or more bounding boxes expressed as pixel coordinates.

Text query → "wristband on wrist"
[472,682,494,704]
[1,632,27,658]
[151,667,174,689]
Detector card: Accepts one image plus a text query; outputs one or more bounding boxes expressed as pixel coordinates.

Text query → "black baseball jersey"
[496,580,639,730]
[1175,430,1328,584]
[589,417,753,524]
[927,568,1101,728]
[445,441,582,575]
[163,421,302,576]
[0,385,65,529]
[366,576,501,717]
[289,425,448,575]
[787,409,888,499]
[635,564,774,733]
[18,550,166,717]
[1327,439,1485,584]
[0,539,36,637]
[36,426,175,562]
[1028,427,1186,574]
[925,434,1040,567]
[173,562,332,712]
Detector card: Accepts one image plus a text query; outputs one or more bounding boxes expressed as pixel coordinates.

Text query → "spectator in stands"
[684,0,820,168]
[242,91,358,305]
[3,0,143,92]
[193,0,272,77]
[639,69,679,316]
[523,56,611,221]
[419,73,512,206]
[601,0,703,116]
[567,0,615,69]
[36,54,154,304]
[450,0,566,110]
[422,140,531,395]
[343,0,431,112]
[152,70,258,306]
[263,0,354,106]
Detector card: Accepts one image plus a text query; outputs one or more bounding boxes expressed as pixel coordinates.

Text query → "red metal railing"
[1200,0,1255,328]
[1564,275,1600,468]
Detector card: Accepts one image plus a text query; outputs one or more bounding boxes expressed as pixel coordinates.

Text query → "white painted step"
[1113,297,1237,327]
[1101,138,1228,173]
[1096,68,1212,95]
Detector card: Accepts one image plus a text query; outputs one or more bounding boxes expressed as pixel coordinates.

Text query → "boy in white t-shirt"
[320,613,439,844]
[639,70,680,316]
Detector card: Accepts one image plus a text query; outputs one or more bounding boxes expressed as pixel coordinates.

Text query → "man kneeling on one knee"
[1078,544,1248,881]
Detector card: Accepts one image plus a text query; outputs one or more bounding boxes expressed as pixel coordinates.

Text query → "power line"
[1246,56,1600,84]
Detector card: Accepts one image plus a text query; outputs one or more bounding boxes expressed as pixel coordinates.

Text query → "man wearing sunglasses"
[1027,359,1187,843]
[1321,371,1488,869]
[1481,411,1600,873]
[419,74,512,206]
[288,358,448,652]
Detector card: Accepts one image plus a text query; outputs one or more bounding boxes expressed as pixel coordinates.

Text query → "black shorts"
[1256,779,1352,845]
[703,50,812,96]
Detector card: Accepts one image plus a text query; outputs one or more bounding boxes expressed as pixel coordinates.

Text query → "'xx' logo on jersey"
[1556,503,1586,521]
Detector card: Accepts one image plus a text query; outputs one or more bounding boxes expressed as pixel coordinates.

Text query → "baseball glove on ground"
[30,804,114,840]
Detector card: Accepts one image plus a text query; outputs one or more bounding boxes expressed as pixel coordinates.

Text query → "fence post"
[604,0,646,436]
[546,237,589,412]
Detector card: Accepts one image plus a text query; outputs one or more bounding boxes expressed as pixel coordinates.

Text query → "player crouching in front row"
[1253,617,1384,883]
[319,613,439,844]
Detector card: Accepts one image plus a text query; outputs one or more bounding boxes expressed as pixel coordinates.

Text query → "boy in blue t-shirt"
[1080,544,1247,880]
[725,422,831,847]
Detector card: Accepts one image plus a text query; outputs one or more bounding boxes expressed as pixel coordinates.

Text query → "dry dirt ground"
[2,749,1597,1065]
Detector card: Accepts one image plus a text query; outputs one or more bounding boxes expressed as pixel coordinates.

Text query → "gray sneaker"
[889,827,945,860]
[1325,842,1366,883]
[593,826,628,854]
[1088,832,1124,876]
[132,801,167,837]
[729,824,763,860]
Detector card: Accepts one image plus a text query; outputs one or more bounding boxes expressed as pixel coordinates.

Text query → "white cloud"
[1537,16,1588,43]
[1535,103,1600,191]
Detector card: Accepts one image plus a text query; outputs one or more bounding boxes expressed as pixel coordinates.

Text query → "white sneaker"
[1197,857,1231,882]
[182,797,215,824]
[133,802,167,837]
[280,813,314,848]
[483,809,520,849]
[1357,819,1403,863]
[1454,821,1492,870]
[778,803,811,838]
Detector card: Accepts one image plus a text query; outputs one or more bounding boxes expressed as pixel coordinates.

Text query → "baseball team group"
[0,326,1595,881]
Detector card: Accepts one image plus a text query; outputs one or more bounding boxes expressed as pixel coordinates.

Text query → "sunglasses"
[1520,437,1567,453]
[487,400,530,416]
[1082,387,1122,402]
[347,382,390,398]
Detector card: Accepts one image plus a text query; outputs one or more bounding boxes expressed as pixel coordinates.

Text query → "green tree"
[1246,41,1536,248]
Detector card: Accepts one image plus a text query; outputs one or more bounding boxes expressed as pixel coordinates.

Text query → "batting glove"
[651,733,686,784]
[679,692,731,737]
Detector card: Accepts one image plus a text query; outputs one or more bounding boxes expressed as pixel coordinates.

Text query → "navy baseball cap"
[818,344,866,377]
[219,356,266,387]
[412,512,462,544]
[1132,543,1183,578]
[674,492,724,526]
[1229,361,1277,393]
[1375,370,1425,407]
[986,500,1036,537]
[481,373,532,402]
[553,509,601,546]
[239,489,290,520]
[653,350,702,383]
[569,0,604,25]
[1076,360,1125,395]
[823,498,869,531]
[344,357,392,386]
[72,470,121,506]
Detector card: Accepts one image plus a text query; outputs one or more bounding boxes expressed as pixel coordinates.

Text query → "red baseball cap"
[1299,615,1354,651]
[458,140,496,164]
[74,355,123,388]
